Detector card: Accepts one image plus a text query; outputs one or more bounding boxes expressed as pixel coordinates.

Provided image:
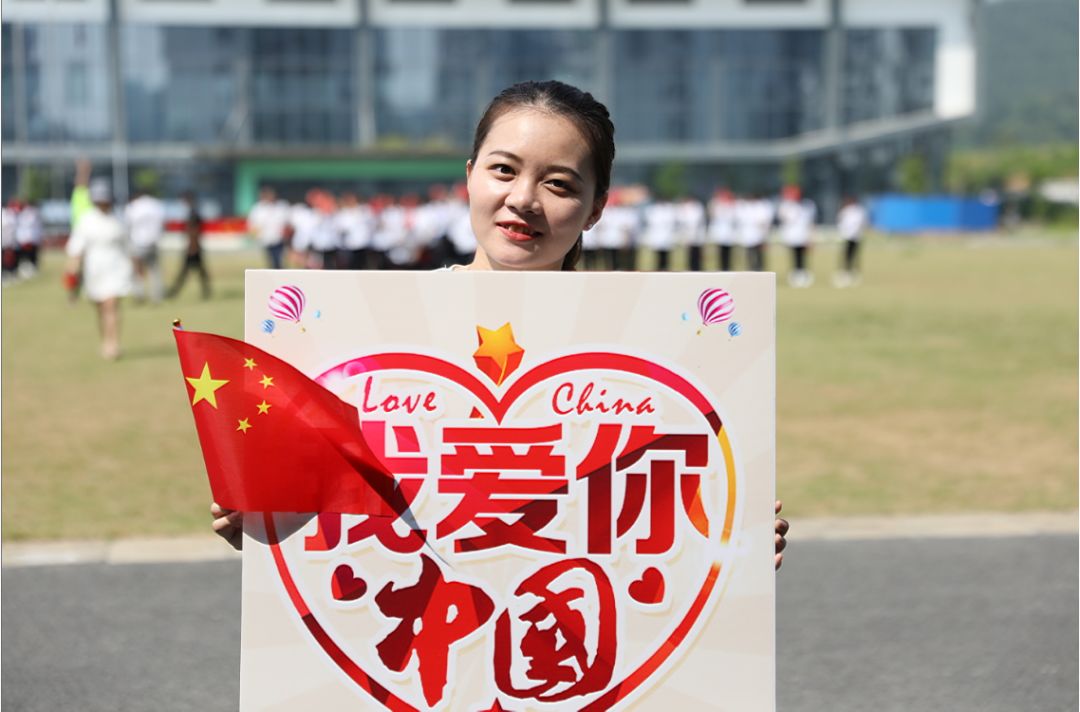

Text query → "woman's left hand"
[775,500,789,571]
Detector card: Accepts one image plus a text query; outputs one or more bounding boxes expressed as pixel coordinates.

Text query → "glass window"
[2,25,16,141]
[613,29,824,143]
[374,28,597,149]
[843,27,936,125]
[122,25,244,143]
[251,27,355,145]
[11,23,111,143]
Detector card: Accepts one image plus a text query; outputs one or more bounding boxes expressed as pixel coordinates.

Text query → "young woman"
[66,160,134,360]
[211,80,789,567]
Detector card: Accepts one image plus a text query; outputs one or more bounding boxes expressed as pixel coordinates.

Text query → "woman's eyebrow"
[486,150,584,183]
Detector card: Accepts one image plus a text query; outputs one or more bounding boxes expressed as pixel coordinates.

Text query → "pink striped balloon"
[268,285,306,323]
[697,287,735,325]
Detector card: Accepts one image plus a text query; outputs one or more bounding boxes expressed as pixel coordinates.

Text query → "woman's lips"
[497,223,541,242]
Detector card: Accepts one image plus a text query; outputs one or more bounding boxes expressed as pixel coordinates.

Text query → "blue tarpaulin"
[870,195,1000,232]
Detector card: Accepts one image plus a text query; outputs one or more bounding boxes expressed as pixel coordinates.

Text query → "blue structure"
[871,195,1000,232]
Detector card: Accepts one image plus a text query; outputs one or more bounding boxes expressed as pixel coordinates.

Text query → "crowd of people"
[247,183,869,287]
[1,198,44,283]
[2,161,869,361]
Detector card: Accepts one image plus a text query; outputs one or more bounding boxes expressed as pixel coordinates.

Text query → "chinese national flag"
[174,328,402,516]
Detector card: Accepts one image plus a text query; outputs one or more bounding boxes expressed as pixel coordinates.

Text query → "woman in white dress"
[66,162,134,360]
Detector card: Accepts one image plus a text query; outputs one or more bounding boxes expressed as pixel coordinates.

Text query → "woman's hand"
[211,502,244,551]
[775,500,789,571]
[75,158,91,188]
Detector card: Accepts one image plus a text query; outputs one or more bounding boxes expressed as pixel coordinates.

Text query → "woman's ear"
[588,192,609,228]
[465,159,474,182]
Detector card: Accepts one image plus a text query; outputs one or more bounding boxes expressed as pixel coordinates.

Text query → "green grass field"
[3,234,1077,541]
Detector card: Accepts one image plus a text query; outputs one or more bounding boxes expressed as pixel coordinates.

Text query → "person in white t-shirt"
[247,187,291,270]
[737,194,774,272]
[677,196,707,271]
[336,192,376,270]
[835,195,868,287]
[642,198,678,271]
[289,198,318,269]
[707,188,738,271]
[125,189,166,302]
[777,185,817,288]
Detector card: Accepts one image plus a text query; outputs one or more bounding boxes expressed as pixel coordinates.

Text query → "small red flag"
[174,328,402,516]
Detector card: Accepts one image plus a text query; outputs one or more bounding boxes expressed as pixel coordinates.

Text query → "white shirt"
[336,204,376,250]
[677,199,707,247]
[596,204,639,250]
[124,195,165,252]
[641,202,678,250]
[247,199,291,247]
[707,199,737,246]
[778,199,816,247]
[289,204,318,252]
[15,206,42,246]
[736,199,775,248]
[308,211,342,252]
[837,203,868,241]
[1,208,17,249]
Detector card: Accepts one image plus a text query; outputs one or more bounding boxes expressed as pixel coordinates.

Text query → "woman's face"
[467,108,605,271]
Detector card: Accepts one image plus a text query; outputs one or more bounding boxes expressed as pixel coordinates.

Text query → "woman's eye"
[491,164,514,176]
[548,179,573,192]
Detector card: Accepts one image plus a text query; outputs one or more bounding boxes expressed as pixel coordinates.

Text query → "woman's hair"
[470,80,615,271]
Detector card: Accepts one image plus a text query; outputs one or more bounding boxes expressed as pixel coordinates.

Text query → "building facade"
[1,0,977,217]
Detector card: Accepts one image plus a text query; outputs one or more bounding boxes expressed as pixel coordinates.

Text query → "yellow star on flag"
[260,374,274,389]
[473,323,525,386]
[256,401,271,415]
[243,358,257,370]
[186,363,229,409]
[236,418,252,434]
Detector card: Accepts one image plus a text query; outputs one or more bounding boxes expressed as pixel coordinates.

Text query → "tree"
[652,161,688,201]
[896,154,930,195]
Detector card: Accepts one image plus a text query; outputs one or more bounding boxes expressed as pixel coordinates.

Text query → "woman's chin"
[479,243,562,271]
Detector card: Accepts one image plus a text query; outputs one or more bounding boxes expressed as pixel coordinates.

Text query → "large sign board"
[240,271,775,711]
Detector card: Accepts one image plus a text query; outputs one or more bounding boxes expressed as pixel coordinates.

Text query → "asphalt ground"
[2,533,1077,711]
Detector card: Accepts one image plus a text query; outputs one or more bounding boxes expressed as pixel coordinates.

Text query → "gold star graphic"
[243,358,257,371]
[186,363,229,408]
[256,401,271,415]
[260,374,274,389]
[236,418,252,434]
[473,323,525,386]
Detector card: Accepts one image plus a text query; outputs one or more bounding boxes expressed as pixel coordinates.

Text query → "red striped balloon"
[697,287,735,325]
[268,285,306,323]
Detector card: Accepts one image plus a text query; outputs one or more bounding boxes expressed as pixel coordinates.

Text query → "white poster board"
[241,270,775,711]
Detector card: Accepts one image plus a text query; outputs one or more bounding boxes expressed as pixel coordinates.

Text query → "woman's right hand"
[211,502,244,551]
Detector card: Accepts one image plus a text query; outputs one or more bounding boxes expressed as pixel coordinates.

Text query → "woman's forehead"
[480,108,592,168]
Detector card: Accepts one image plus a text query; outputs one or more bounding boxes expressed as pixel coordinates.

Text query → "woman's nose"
[505,179,540,213]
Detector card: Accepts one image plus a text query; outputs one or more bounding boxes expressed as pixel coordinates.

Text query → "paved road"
[3,534,1076,711]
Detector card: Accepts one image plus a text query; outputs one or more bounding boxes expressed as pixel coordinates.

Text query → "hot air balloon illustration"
[261,319,275,335]
[728,321,742,337]
[268,285,306,329]
[697,287,735,326]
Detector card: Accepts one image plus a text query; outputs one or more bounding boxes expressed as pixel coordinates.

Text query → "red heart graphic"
[264,350,737,710]
[330,563,367,602]
[628,566,666,605]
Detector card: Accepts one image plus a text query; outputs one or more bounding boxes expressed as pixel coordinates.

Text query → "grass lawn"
[3,234,1077,540]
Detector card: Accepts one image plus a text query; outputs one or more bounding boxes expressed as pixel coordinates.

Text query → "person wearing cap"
[65,160,134,360]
